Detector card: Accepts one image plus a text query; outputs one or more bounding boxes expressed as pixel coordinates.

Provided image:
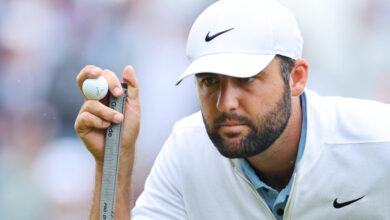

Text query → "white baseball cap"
[176,0,303,85]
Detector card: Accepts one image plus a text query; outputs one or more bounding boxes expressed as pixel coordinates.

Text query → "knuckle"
[74,112,91,132]
[102,69,112,75]
[74,120,80,132]
[80,65,93,75]
[80,102,89,112]
[85,65,95,70]
[103,69,118,81]
[79,111,91,123]
[83,100,96,111]
[83,100,92,109]
[77,65,95,82]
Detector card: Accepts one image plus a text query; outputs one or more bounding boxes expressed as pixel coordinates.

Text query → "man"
[75,0,390,219]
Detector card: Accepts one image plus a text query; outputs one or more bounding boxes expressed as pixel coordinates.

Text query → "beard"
[202,84,292,158]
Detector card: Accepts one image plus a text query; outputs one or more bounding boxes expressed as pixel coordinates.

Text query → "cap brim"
[176,53,276,85]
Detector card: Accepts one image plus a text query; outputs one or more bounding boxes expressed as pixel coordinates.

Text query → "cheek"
[199,97,213,118]
[242,85,285,118]
[197,85,217,109]
[197,93,218,123]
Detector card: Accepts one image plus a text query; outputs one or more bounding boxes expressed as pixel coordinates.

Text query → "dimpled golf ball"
[82,76,109,100]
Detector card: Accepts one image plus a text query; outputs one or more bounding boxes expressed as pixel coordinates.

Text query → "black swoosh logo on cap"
[333,196,365,209]
[205,28,234,42]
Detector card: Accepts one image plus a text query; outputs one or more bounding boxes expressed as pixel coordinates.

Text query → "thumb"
[121,65,141,144]
[122,65,139,101]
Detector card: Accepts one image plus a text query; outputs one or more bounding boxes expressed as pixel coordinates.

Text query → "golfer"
[75,0,390,219]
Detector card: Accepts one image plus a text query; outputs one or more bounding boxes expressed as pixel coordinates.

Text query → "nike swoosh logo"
[205,28,234,42]
[333,196,365,208]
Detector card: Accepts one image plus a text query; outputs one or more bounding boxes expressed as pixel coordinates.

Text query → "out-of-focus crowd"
[0,0,389,219]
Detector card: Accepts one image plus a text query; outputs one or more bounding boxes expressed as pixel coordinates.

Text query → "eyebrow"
[195,70,265,79]
[195,73,216,78]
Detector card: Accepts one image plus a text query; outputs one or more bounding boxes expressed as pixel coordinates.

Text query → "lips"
[219,120,247,127]
[218,121,248,134]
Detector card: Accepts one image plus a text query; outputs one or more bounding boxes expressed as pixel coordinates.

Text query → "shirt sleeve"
[131,128,187,220]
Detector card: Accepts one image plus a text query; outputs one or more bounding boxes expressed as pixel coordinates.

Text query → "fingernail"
[114,114,123,123]
[114,87,122,96]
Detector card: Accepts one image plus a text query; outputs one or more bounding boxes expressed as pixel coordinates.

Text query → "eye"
[202,77,219,86]
[238,77,255,83]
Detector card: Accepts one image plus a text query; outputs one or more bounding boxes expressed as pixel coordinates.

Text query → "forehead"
[194,72,258,80]
[194,56,280,79]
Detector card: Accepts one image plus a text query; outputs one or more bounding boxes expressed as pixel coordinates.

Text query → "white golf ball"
[82,76,109,100]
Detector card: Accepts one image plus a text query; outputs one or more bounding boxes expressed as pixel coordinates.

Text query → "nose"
[216,79,240,113]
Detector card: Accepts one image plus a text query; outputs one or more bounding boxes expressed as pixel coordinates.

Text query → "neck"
[247,96,302,191]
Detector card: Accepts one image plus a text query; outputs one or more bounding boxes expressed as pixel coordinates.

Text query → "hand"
[74,65,141,165]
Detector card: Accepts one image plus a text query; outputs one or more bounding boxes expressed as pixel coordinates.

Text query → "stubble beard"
[202,84,292,159]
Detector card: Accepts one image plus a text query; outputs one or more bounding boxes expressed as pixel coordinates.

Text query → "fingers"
[81,100,124,124]
[102,69,123,98]
[75,111,111,134]
[76,65,124,100]
[75,65,139,137]
[76,65,102,93]
[75,99,125,136]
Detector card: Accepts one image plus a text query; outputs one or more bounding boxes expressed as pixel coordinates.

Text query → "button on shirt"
[239,92,307,220]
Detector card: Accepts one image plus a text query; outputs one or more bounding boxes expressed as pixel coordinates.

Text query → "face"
[195,58,292,158]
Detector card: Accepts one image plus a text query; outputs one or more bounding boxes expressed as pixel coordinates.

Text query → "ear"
[289,58,309,96]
